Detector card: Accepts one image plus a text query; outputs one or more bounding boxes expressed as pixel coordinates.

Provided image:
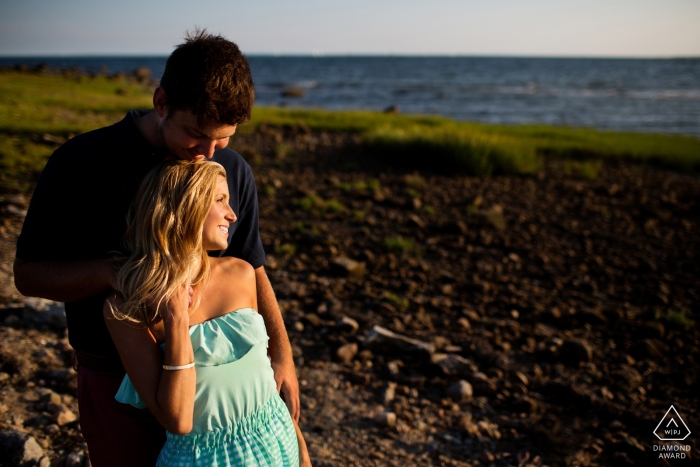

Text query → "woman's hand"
[158,282,194,325]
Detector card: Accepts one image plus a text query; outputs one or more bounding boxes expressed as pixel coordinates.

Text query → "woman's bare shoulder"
[210,257,255,281]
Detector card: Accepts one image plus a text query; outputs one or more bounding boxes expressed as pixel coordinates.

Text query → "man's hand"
[272,358,300,422]
[255,266,301,422]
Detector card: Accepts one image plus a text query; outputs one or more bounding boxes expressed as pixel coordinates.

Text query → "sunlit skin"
[152,87,238,161]
[202,176,237,251]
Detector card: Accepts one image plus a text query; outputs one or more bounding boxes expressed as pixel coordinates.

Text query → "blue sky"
[1,0,698,57]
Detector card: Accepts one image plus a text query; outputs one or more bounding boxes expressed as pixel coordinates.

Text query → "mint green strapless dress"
[115,308,299,467]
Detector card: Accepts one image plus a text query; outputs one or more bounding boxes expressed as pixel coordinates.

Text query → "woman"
[103,160,311,466]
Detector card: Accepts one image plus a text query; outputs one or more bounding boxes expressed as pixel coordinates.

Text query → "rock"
[44,424,60,435]
[616,366,643,389]
[374,411,397,427]
[35,388,61,405]
[457,317,471,330]
[337,316,359,334]
[6,204,27,217]
[0,403,8,414]
[513,396,539,413]
[281,87,305,98]
[480,450,495,464]
[46,368,76,382]
[0,429,47,466]
[47,403,77,426]
[457,415,480,436]
[514,371,529,386]
[382,383,397,405]
[331,256,365,278]
[363,325,435,359]
[470,372,497,396]
[559,338,593,365]
[336,343,358,364]
[22,298,67,327]
[630,339,663,359]
[446,380,473,403]
[303,313,322,328]
[433,336,450,351]
[65,451,84,467]
[383,105,399,114]
[432,353,477,376]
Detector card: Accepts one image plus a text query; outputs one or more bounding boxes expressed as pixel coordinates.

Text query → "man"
[13,31,299,466]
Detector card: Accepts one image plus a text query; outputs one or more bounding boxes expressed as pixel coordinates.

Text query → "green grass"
[294,194,346,216]
[2,71,699,194]
[655,309,696,327]
[383,236,422,257]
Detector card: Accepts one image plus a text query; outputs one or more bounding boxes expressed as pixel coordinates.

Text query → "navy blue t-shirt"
[16,110,265,360]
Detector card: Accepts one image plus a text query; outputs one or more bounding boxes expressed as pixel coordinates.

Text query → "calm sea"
[2,56,699,137]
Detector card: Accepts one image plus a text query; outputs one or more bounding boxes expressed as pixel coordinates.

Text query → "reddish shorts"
[77,364,165,467]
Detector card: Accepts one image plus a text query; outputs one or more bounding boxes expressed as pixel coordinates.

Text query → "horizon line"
[1,52,699,60]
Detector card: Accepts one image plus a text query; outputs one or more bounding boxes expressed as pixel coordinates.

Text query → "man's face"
[159,109,237,161]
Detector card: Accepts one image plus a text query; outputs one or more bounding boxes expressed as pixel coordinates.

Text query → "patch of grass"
[2,72,700,194]
[422,205,435,215]
[262,184,276,198]
[655,309,696,327]
[382,291,409,311]
[291,221,305,232]
[274,242,297,255]
[383,236,422,257]
[334,178,381,194]
[294,194,345,216]
[558,159,602,180]
[352,210,365,220]
[403,173,426,190]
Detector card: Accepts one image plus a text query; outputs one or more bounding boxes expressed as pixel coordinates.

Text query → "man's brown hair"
[160,29,255,126]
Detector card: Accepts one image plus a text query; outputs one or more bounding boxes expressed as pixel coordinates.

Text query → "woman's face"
[202,176,236,251]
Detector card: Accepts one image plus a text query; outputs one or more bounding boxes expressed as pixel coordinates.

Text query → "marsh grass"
[2,72,699,194]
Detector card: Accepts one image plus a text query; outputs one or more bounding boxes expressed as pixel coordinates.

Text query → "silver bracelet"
[162,362,195,370]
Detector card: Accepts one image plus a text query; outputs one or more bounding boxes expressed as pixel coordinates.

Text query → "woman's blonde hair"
[109,160,227,325]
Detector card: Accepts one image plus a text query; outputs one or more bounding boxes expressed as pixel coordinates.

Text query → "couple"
[107,159,309,466]
[14,31,310,466]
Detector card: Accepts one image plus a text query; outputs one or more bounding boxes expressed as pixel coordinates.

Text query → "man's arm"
[254,265,300,422]
[13,258,117,303]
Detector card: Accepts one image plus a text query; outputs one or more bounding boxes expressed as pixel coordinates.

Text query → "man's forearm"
[254,266,293,364]
[13,258,116,302]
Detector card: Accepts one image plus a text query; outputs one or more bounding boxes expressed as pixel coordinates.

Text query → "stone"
[480,450,495,464]
[44,424,60,435]
[47,404,77,426]
[457,415,480,436]
[559,338,593,365]
[630,339,662,359]
[513,396,539,413]
[514,371,529,386]
[303,313,322,328]
[35,388,62,405]
[336,343,358,364]
[65,451,84,467]
[616,366,643,389]
[363,325,435,359]
[383,383,397,405]
[457,317,471,330]
[446,380,473,403]
[22,298,67,327]
[470,372,497,396]
[374,411,397,427]
[331,256,365,278]
[0,429,47,466]
[337,316,359,334]
[432,354,477,376]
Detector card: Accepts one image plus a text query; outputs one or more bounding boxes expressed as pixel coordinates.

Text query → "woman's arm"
[103,284,195,434]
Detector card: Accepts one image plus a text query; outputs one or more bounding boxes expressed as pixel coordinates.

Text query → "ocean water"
[2,56,699,137]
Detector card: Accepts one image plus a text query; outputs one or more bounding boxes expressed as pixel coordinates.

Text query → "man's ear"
[153,87,168,119]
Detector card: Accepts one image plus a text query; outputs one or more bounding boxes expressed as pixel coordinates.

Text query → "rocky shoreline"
[1,124,699,466]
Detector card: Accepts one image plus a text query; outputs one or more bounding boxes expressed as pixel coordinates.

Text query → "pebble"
[383,383,397,405]
[559,338,593,365]
[0,429,47,466]
[374,411,397,428]
[457,317,471,330]
[65,451,85,467]
[470,372,497,396]
[363,325,435,359]
[336,316,359,334]
[330,256,365,278]
[446,380,473,403]
[336,343,358,364]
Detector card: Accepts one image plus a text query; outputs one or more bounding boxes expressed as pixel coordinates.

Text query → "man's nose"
[196,139,217,159]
